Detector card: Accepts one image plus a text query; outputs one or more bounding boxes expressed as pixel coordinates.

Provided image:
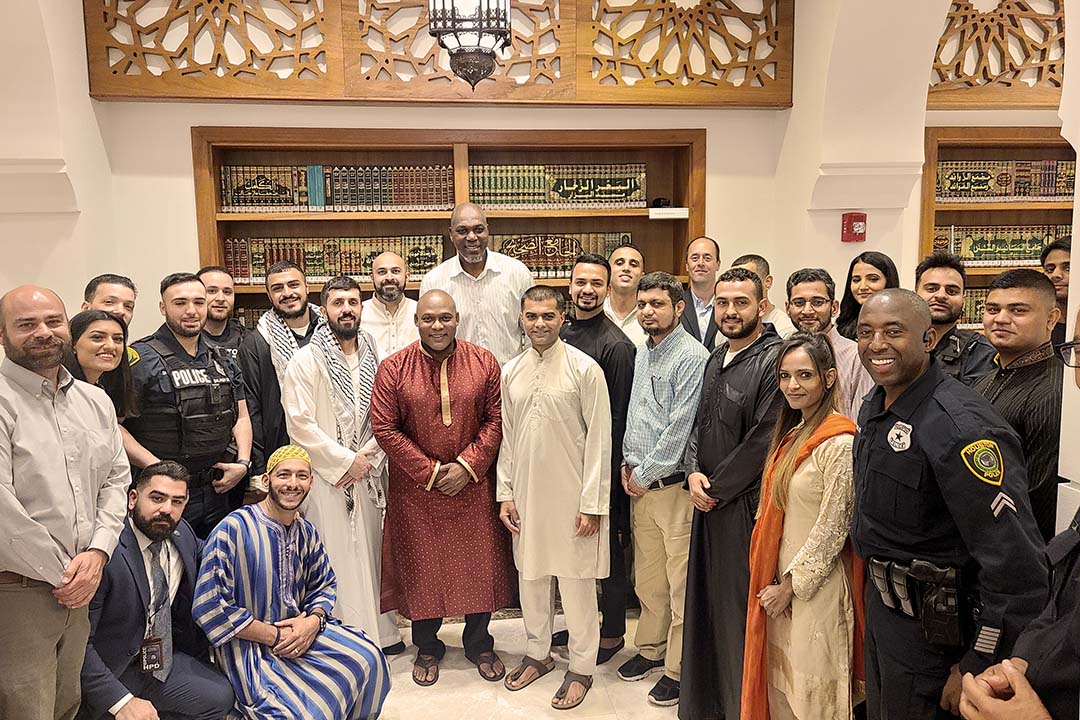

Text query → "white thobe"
[360,296,419,358]
[496,339,612,580]
[281,343,401,647]
[604,296,648,348]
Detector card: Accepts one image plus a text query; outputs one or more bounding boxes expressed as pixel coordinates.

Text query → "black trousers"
[181,484,231,540]
[411,613,493,660]
[864,585,962,720]
[600,525,630,639]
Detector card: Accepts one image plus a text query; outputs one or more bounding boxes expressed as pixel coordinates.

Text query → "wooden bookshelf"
[193,127,706,312]
[920,126,1075,325]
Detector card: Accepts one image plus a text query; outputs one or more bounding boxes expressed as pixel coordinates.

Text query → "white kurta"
[496,339,612,580]
[281,343,400,647]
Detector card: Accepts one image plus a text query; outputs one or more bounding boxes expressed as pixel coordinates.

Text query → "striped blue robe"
[193,504,390,719]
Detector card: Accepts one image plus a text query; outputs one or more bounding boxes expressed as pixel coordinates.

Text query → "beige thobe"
[281,343,401,647]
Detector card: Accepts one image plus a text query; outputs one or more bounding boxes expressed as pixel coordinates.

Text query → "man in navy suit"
[79,462,234,720]
[679,236,721,348]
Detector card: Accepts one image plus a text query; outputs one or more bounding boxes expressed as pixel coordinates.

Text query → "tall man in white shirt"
[604,244,649,348]
[420,203,534,364]
[678,236,721,348]
[0,285,130,720]
[361,251,419,358]
[732,253,797,338]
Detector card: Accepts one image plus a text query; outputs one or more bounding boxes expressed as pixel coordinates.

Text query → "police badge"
[887,421,912,452]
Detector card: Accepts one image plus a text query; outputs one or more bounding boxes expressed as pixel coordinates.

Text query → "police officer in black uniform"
[915,252,996,386]
[197,265,247,361]
[122,272,253,538]
[851,289,1048,719]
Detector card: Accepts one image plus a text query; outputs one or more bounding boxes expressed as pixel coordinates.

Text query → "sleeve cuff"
[89,529,121,559]
[108,693,134,716]
[457,456,480,484]
[426,461,442,491]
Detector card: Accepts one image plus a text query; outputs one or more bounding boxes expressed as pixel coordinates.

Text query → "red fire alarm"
[842,212,867,242]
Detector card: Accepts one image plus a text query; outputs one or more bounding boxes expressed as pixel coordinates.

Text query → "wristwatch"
[309,609,328,633]
[237,459,252,471]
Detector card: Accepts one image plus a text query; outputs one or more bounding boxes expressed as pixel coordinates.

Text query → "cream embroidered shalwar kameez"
[281,343,402,648]
[497,339,612,674]
[766,433,857,720]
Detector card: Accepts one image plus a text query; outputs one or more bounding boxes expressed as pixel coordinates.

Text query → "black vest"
[126,339,236,470]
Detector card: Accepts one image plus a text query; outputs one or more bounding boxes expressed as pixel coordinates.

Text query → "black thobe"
[1013,508,1080,720]
[1053,321,1066,350]
[236,307,319,475]
[679,325,783,720]
[930,325,996,386]
[973,343,1064,541]
[561,310,636,638]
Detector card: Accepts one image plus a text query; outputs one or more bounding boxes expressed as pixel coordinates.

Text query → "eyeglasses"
[1059,341,1079,368]
[789,297,831,309]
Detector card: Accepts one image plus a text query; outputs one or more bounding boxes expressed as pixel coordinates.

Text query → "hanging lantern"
[427,0,512,90]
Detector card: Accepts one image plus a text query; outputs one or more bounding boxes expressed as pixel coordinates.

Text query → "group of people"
[1,199,1078,720]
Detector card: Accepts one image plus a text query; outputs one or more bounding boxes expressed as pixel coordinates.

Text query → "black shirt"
[561,311,636,534]
[930,325,996,386]
[852,360,1048,674]
[201,318,248,363]
[973,343,1064,542]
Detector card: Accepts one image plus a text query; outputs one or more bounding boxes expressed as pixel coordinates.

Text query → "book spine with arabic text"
[936,159,1076,202]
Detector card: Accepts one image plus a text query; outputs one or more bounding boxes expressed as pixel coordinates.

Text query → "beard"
[329,315,358,341]
[720,315,760,340]
[643,319,676,337]
[2,335,69,372]
[165,314,203,338]
[794,314,830,333]
[131,508,178,542]
[268,483,307,511]
[274,303,308,321]
[573,294,601,314]
[930,305,963,325]
[207,305,232,322]
[375,282,402,304]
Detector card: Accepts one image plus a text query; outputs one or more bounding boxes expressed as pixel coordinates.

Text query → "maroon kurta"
[371,339,512,620]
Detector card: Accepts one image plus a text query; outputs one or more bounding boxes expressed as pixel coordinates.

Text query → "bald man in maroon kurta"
[371,290,512,687]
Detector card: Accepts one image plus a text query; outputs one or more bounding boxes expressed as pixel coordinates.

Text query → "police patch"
[961,440,1004,486]
[127,347,140,365]
[887,421,912,452]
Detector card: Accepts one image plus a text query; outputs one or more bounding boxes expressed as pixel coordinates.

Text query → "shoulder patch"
[961,439,1004,486]
[127,346,140,365]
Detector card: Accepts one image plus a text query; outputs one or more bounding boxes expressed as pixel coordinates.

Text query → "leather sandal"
[504,655,555,691]
[552,670,593,710]
[466,649,506,682]
[411,653,440,687]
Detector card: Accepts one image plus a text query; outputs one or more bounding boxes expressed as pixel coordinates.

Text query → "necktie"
[148,541,173,682]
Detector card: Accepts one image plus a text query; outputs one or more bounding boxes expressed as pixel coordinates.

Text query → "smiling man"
[361,251,419,358]
[974,269,1064,541]
[850,289,1047,720]
[197,266,246,362]
[603,243,648,347]
[679,237,721,347]
[1041,238,1070,348]
[282,275,403,655]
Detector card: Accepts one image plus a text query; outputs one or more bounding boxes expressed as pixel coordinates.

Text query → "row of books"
[932,224,1071,266]
[224,236,444,284]
[236,305,273,330]
[469,164,647,209]
[220,165,456,213]
[936,160,1076,201]
[958,288,991,329]
[492,232,632,278]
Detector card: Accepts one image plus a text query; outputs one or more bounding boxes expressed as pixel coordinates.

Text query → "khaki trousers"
[0,580,90,720]
[519,576,600,676]
[630,483,692,680]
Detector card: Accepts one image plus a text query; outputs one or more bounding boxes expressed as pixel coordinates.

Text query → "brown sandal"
[504,655,555,691]
[551,671,593,710]
[411,653,439,687]
[466,649,506,682]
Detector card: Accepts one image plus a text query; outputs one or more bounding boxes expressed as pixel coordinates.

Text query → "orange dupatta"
[740,413,866,720]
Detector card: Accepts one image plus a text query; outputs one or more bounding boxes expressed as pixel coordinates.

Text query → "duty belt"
[868,556,970,650]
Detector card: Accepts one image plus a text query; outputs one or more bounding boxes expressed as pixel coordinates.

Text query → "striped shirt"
[623,325,710,488]
[420,250,534,365]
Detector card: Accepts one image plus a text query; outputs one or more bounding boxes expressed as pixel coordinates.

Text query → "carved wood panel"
[928,0,1064,108]
[84,0,792,106]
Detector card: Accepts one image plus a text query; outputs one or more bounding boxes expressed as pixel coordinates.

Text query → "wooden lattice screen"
[83,0,793,106]
[928,0,1064,109]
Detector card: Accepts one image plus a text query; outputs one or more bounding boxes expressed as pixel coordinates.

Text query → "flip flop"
[504,655,556,691]
[552,671,593,710]
[411,653,440,687]
[466,649,506,682]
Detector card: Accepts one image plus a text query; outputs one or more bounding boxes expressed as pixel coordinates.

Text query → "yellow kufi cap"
[265,445,311,474]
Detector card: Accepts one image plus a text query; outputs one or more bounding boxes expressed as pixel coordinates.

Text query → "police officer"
[122,272,253,538]
[914,252,996,386]
[851,289,1048,719]
[197,265,247,361]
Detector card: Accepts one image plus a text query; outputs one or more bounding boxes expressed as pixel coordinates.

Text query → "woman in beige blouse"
[742,332,863,720]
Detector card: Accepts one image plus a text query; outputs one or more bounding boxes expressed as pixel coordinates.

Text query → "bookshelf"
[920,126,1075,329]
[193,127,706,320]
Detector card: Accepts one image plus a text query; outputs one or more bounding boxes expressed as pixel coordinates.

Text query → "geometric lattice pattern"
[350,0,564,90]
[928,0,1064,108]
[100,0,329,79]
[589,0,783,89]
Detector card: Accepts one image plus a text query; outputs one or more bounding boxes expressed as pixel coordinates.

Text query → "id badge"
[140,637,164,673]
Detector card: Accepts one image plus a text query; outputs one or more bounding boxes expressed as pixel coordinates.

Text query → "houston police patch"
[961,439,1004,486]
[127,346,140,365]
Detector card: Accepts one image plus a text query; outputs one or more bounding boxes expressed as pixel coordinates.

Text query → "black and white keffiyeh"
[257,307,322,385]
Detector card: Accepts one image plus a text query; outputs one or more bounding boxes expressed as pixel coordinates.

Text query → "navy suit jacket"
[81,519,210,719]
[679,288,718,348]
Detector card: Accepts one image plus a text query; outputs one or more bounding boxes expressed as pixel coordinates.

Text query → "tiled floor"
[380,617,678,720]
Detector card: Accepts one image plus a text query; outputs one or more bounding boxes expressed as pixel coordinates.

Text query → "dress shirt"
[0,359,129,585]
[420,250,534,365]
[690,291,714,339]
[763,305,797,338]
[361,296,419,358]
[603,296,649,348]
[623,325,710,488]
[827,325,875,421]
